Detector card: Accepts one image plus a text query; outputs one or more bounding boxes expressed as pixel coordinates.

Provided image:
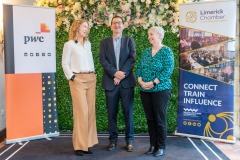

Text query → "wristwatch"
[152,81,157,86]
[70,75,76,81]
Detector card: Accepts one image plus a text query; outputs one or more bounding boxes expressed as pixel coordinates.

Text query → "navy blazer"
[99,36,136,91]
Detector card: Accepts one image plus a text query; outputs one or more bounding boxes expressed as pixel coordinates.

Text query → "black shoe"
[126,142,133,152]
[153,149,164,157]
[83,148,93,154]
[107,142,116,151]
[75,150,84,156]
[145,146,154,155]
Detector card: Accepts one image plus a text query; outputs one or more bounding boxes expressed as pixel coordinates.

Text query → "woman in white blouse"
[62,19,98,156]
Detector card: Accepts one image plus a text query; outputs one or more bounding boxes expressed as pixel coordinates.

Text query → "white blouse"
[62,40,95,79]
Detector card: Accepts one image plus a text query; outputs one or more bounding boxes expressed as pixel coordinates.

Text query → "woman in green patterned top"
[136,26,174,157]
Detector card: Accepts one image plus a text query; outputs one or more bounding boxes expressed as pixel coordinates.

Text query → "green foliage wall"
[56,26,179,133]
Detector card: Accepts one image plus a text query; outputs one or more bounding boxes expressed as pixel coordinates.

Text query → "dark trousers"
[140,90,171,149]
[105,85,134,143]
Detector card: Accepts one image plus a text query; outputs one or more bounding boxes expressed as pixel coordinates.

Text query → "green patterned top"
[136,46,174,92]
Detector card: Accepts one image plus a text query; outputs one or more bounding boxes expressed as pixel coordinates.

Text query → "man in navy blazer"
[99,16,136,152]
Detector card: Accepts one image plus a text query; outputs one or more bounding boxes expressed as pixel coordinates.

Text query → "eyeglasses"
[112,21,123,25]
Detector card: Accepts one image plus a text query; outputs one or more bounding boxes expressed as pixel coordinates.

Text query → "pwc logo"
[24,23,50,44]
[36,23,50,34]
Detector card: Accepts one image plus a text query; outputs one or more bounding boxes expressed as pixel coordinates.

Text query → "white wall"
[3,0,34,5]
[0,44,5,132]
[234,0,240,139]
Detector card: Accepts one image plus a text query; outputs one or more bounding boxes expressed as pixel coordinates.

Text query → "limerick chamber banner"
[176,0,236,143]
[3,4,59,144]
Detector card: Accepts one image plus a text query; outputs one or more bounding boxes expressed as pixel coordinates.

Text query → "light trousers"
[69,73,98,151]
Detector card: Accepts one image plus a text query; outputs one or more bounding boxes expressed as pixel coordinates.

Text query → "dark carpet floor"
[0,134,229,160]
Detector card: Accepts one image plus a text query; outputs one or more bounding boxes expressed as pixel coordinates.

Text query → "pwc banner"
[3,4,59,144]
[176,0,236,143]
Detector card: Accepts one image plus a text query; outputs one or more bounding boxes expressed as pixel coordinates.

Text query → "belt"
[73,71,95,74]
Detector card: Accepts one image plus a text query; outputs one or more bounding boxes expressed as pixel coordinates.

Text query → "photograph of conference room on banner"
[179,28,230,53]
[179,41,235,71]
[191,61,234,85]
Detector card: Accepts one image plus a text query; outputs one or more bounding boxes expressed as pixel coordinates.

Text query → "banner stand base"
[175,132,236,144]
[6,132,59,144]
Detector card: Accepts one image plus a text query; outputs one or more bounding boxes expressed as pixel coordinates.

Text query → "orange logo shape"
[36,23,50,34]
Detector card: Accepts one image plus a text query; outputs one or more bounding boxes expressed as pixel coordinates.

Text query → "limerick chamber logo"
[36,23,50,34]
[186,11,197,23]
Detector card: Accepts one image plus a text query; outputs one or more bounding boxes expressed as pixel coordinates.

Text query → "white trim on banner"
[6,132,60,144]
[175,132,236,144]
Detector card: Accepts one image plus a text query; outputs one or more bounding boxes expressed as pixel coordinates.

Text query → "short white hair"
[148,26,165,41]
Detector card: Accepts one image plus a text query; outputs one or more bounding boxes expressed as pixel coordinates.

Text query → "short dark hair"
[111,16,124,25]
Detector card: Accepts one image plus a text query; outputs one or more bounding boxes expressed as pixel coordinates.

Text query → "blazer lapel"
[109,37,117,68]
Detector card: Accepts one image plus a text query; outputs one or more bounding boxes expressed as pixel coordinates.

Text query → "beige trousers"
[69,73,98,151]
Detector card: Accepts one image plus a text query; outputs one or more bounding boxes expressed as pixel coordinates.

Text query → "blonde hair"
[148,26,165,41]
[69,19,89,42]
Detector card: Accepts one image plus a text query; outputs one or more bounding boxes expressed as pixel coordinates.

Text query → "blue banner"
[177,70,234,140]
[177,1,236,143]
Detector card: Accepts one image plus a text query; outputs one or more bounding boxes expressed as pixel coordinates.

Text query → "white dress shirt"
[113,36,122,70]
[62,40,95,79]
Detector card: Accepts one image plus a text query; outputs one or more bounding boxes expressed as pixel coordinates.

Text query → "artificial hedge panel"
[56,25,179,133]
